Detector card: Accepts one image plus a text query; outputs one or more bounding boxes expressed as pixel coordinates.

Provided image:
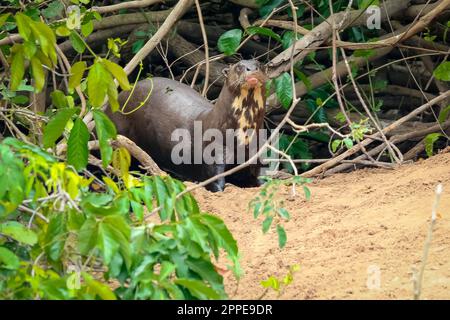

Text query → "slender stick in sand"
[413,183,443,300]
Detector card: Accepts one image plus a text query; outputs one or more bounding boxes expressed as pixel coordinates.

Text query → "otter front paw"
[205,179,225,192]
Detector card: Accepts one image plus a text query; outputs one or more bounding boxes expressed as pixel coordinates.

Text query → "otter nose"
[246,76,259,87]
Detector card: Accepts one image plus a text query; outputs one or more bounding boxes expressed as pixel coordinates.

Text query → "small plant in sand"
[259,264,300,299]
[249,176,311,248]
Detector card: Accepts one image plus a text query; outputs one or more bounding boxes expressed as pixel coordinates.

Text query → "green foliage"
[433,61,450,82]
[424,133,443,157]
[278,134,313,171]
[68,61,87,92]
[9,13,57,92]
[217,29,242,56]
[274,72,293,109]
[87,61,111,108]
[257,0,286,18]
[438,105,450,124]
[43,108,78,148]
[260,264,300,297]
[249,176,311,248]
[69,31,86,54]
[67,118,89,171]
[93,110,117,167]
[357,0,379,9]
[0,139,240,300]
[245,26,281,42]
[41,1,64,20]
[281,31,302,50]
[332,119,372,153]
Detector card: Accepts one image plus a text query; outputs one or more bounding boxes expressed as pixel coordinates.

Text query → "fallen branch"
[301,91,450,177]
[91,0,163,14]
[59,24,141,53]
[111,136,166,176]
[325,119,450,175]
[93,10,171,30]
[266,0,408,78]
[123,0,195,75]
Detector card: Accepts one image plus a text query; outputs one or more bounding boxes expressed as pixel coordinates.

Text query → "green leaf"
[259,0,285,17]
[97,222,120,266]
[158,261,176,281]
[22,41,37,59]
[87,62,109,108]
[294,69,311,91]
[43,108,77,148]
[0,247,20,270]
[81,194,129,217]
[56,25,71,37]
[67,118,89,171]
[11,95,29,105]
[181,216,210,254]
[102,215,131,268]
[30,56,45,92]
[78,217,98,255]
[15,13,31,41]
[68,61,87,91]
[260,275,280,291]
[217,29,242,56]
[50,90,68,108]
[106,76,120,112]
[153,176,171,221]
[132,39,145,54]
[82,273,117,300]
[357,0,379,9]
[185,257,226,295]
[30,21,57,65]
[0,13,10,29]
[331,139,342,153]
[102,60,131,91]
[274,72,293,109]
[424,133,443,157]
[42,1,64,19]
[277,208,290,220]
[303,186,311,201]
[81,20,94,37]
[10,45,25,91]
[44,214,67,261]
[96,216,130,269]
[276,224,287,248]
[246,26,281,42]
[343,138,354,149]
[0,221,38,245]
[93,110,117,167]
[69,31,86,54]
[434,61,450,82]
[200,214,238,258]
[438,105,450,123]
[262,216,273,234]
[253,201,262,218]
[174,279,221,300]
[282,31,301,50]
[305,98,328,123]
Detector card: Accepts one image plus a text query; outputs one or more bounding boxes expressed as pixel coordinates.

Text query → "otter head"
[223,60,268,145]
[225,60,268,91]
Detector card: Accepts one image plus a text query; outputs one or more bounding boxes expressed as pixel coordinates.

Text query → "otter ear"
[222,67,230,78]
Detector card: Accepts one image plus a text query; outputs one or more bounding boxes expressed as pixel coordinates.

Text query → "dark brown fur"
[107,60,267,192]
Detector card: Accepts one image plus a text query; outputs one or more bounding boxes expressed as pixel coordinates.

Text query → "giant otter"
[107,60,268,192]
